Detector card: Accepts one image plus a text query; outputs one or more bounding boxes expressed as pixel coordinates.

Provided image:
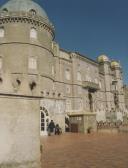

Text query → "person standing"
[48,120,55,136]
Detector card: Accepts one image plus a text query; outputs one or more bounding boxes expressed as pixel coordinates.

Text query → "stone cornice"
[75,52,98,66]
[0,93,42,99]
[67,111,96,116]
[59,57,72,63]
[0,42,54,57]
[0,11,55,39]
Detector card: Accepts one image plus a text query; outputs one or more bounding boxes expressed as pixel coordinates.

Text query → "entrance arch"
[40,106,49,136]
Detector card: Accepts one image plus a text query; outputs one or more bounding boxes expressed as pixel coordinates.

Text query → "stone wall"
[0,95,40,168]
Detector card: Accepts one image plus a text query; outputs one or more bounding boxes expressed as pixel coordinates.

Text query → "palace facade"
[124,85,128,110]
[0,0,127,167]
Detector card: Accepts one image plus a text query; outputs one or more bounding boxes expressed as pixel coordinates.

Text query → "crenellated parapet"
[0,11,55,38]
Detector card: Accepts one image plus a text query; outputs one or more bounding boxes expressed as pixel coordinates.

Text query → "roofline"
[60,48,98,66]
[75,52,98,65]
[60,48,70,54]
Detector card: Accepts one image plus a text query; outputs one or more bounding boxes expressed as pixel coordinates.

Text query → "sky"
[0,0,128,84]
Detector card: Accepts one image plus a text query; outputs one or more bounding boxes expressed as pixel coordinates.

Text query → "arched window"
[41,112,45,131]
[30,28,37,39]
[40,106,50,136]
[65,69,70,80]
[0,27,4,38]
[77,72,82,81]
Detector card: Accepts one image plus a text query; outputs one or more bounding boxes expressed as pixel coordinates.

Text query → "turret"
[97,54,110,75]
[98,55,112,111]
[111,60,125,114]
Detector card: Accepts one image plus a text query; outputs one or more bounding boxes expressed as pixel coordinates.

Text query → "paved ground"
[41,132,128,168]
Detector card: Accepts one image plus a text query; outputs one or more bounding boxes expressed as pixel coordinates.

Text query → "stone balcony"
[111,90,119,94]
[82,81,99,91]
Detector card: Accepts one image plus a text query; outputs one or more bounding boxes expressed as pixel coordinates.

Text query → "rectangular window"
[66,85,71,94]
[28,57,37,70]
[0,28,4,38]
[30,28,37,39]
[0,57,2,69]
[66,100,71,111]
[65,69,71,80]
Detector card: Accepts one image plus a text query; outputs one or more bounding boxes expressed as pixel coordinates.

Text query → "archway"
[40,106,49,136]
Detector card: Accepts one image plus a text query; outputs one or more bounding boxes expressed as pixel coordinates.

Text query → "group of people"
[47,120,62,136]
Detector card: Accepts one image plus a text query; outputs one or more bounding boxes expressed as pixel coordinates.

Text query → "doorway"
[70,123,78,132]
[40,106,49,136]
[69,116,83,133]
[88,92,93,112]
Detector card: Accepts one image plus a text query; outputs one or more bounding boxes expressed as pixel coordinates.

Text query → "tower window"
[29,9,36,16]
[2,8,8,13]
[0,57,3,69]
[0,27,4,38]
[28,57,37,70]
[30,28,37,39]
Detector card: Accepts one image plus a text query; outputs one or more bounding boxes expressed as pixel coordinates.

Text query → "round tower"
[0,0,55,167]
[0,0,55,95]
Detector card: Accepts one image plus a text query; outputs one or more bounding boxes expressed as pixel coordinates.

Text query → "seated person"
[55,124,62,135]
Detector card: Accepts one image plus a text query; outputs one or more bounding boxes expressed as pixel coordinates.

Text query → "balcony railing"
[111,90,118,94]
[82,81,99,91]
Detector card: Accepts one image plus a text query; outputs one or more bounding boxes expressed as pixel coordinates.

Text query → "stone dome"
[1,0,50,23]
[97,55,109,63]
[111,61,120,69]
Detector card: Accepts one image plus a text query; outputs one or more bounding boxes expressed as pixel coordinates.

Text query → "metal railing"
[82,81,99,91]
